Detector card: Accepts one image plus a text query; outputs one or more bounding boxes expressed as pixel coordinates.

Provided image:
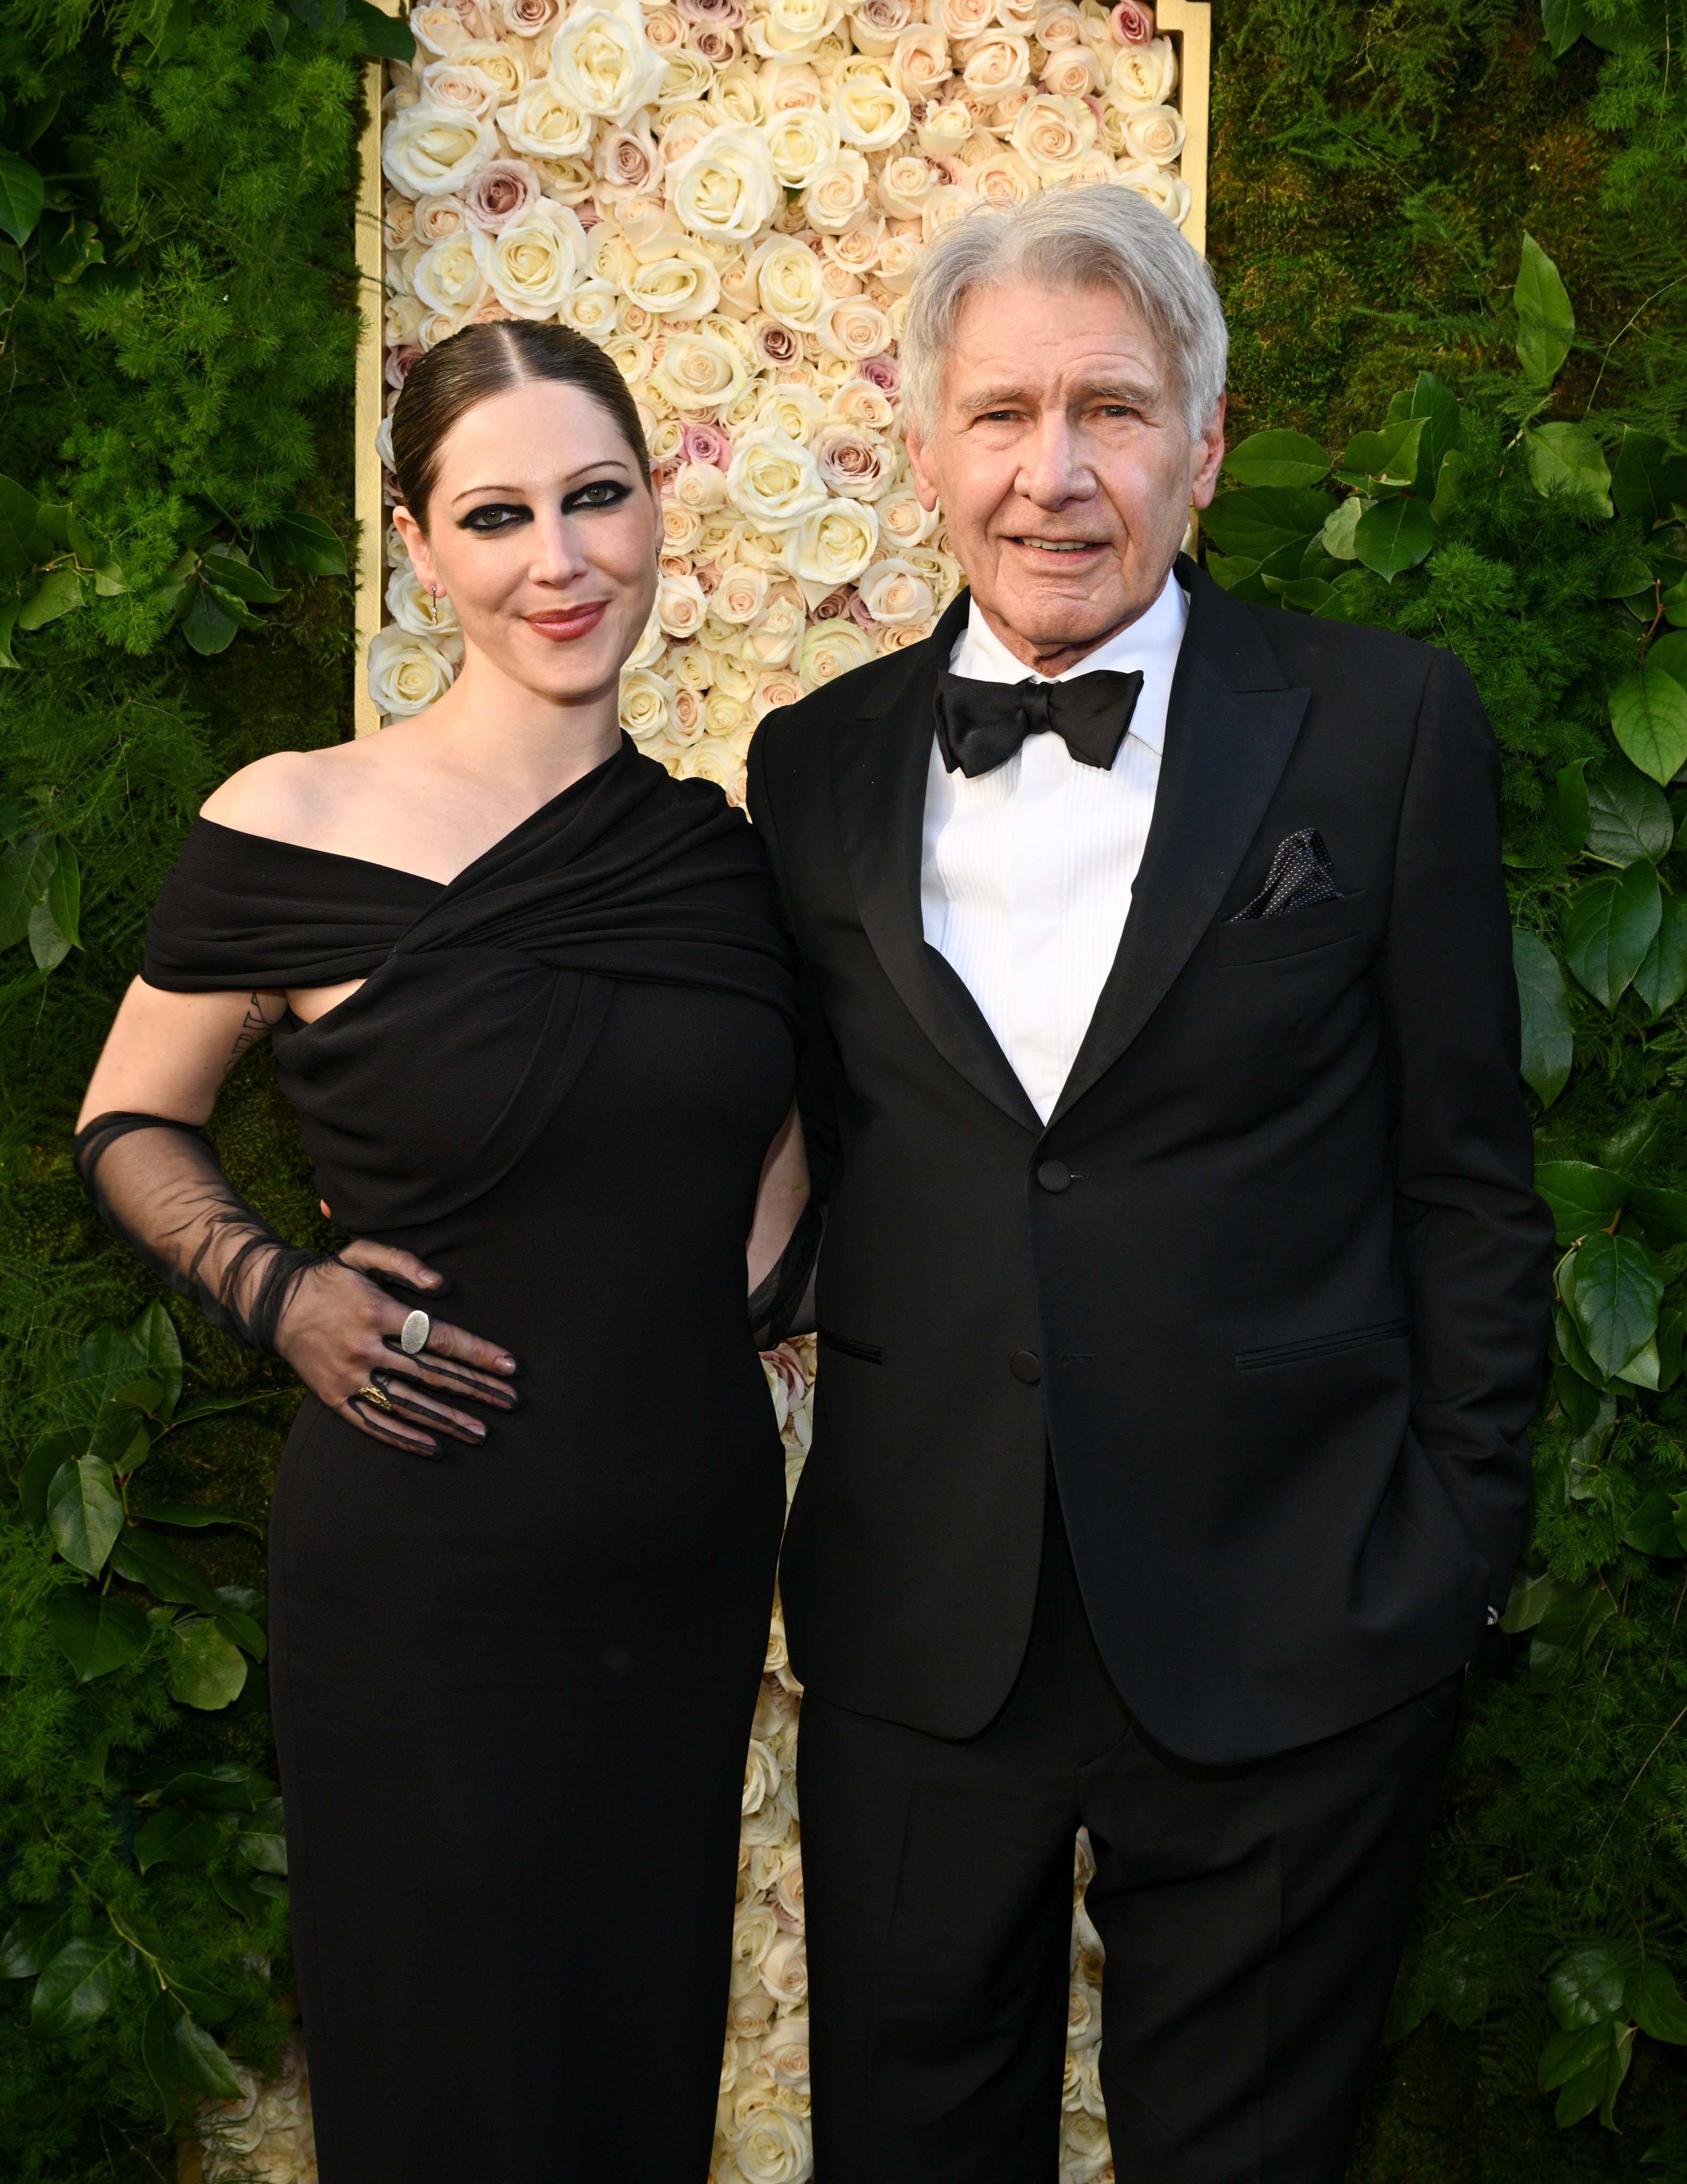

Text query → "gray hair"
[899,186,1228,440]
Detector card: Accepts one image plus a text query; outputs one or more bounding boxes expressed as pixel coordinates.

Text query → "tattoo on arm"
[223,991,284,1077]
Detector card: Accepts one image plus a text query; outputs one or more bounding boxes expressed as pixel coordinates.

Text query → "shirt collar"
[947,569,1190,758]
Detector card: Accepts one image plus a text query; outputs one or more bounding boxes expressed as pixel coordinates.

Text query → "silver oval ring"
[399,1308,431,1356]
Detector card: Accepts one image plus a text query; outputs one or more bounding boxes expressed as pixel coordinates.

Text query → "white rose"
[367,626,461,718]
[760,59,826,114]
[874,233,920,292]
[714,563,771,623]
[710,56,770,126]
[672,458,730,515]
[625,250,721,317]
[759,1931,809,2006]
[752,665,805,718]
[745,0,846,60]
[1115,158,1190,225]
[412,230,489,315]
[381,100,500,196]
[828,375,896,429]
[420,56,502,119]
[656,569,710,637]
[751,236,828,331]
[667,123,782,244]
[968,142,1041,205]
[760,2014,812,2089]
[702,687,753,744]
[557,276,622,339]
[890,22,951,99]
[847,0,912,54]
[799,617,873,684]
[533,152,597,202]
[802,148,871,232]
[410,5,474,56]
[733,2107,814,2184]
[875,483,936,548]
[385,563,462,639]
[789,497,878,588]
[1009,91,1097,179]
[920,182,978,241]
[626,603,668,670]
[961,31,1032,97]
[915,99,973,156]
[875,151,938,218]
[857,556,933,625]
[761,106,840,187]
[653,327,751,411]
[1121,100,1185,165]
[1111,32,1178,106]
[451,36,527,102]
[384,291,428,345]
[662,500,705,555]
[831,78,910,150]
[619,665,677,739]
[813,294,889,361]
[742,589,807,666]
[502,77,594,157]
[470,201,587,316]
[549,3,668,122]
[756,382,829,443]
[1042,41,1103,97]
[728,431,830,529]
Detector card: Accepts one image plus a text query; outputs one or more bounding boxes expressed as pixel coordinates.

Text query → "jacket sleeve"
[748,720,842,1204]
[1377,647,1555,1610]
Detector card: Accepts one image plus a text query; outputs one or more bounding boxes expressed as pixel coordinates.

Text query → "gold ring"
[356,1382,393,1413]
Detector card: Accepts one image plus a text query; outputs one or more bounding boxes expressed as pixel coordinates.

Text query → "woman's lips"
[525,601,608,642]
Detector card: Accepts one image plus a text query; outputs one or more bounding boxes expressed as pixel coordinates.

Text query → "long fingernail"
[497,1354,517,1372]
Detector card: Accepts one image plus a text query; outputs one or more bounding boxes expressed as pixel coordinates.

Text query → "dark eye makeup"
[456,477,634,533]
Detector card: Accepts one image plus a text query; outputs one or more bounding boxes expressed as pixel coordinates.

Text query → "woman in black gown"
[74,324,814,2179]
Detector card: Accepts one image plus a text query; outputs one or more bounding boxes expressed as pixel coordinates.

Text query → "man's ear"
[1190,393,1227,513]
[905,423,942,514]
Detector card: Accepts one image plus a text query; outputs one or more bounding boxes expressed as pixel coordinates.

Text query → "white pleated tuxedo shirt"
[919,570,1191,1123]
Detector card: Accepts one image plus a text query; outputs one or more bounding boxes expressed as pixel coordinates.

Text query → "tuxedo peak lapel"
[831,591,1042,1133]
[1050,569,1311,1126]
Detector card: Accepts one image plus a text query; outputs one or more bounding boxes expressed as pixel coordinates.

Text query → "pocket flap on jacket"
[1214,888,1368,966]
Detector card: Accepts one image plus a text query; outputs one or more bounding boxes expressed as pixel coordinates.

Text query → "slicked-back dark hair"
[390,321,652,527]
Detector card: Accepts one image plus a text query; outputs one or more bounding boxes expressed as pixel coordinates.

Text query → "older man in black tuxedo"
[749,185,1552,2184]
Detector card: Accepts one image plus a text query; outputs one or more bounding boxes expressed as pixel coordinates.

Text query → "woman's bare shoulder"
[198,740,388,849]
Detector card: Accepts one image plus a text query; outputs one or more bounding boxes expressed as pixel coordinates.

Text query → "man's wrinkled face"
[906,279,1226,675]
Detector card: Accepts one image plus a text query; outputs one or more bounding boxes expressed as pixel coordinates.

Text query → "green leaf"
[31,1933,126,2037]
[212,1868,284,1922]
[1515,231,1575,383]
[160,1962,237,2025]
[146,1762,274,1813]
[1586,754,1674,864]
[1352,494,1439,582]
[199,551,287,604]
[1531,1583,1619,1690]
[46,1587,149,1682]
[1402,373,1462,498]
[28,895,71,971]
[1555,757,1592,853]
[1635,894,1687,1019]
[1610,661,1687,786]
[46,1456,124,1577]
[63,1325,149,1429]
[1222,430,1330,489]
[141,1501,261,1534]
[1629,1185,1687,1247]
[1564,1229,1665,1376]
[1632,1962,1687,2044]
[236,1797,288,1875]
[44,838,79,950]
[132,1806,224,1875]
[126,1300,182,1418]
[1555,1358,1602,1434]
[141,1991,242,2125]
[1200,486,1336,562]
[1514,929,1574,1103]
[1612,428,1687,529]
[109,1525,226,1615]
[0,828,56,948]
[19,1428,79,1529]
[261,509,348,576]
[1542,0,1585,55]
[0,1906,73,1980]
[1555,1300,1610,1390]
[0,475,39,583]
[15,566,85,630]
[1318,497,1362,562]
[1551,1943,1630,2030]
[1339,417,1426,492]
[1525,423,1612,515]
[1501,1565,1574,1631]
[1564,860,1661,1008]
[215,1605,268,1662]
[166,1616,248,1710]
[0,148,44,247]
[180,580,239,657]
[1623,1487,1684,1556]
[347,0,420,56]
[1535,1161,1629,1244]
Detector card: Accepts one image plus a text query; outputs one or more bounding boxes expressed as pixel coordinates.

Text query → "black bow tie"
[934,667,1145,781]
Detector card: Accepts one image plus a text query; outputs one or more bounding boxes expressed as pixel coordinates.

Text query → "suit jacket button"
[1037,1159,1072,1193]
[1010,1349,1042,1385]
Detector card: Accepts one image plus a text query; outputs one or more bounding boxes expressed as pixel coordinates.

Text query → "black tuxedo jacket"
[748,559,1553,1764]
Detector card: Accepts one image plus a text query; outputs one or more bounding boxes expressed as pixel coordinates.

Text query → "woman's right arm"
[76,979,519,1458]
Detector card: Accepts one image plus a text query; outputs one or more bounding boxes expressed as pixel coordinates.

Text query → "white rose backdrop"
[355,1,1191,2170]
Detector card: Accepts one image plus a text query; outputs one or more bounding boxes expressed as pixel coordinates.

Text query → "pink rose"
[462,159,542,232]
[847,590,877,629]
[689,23,739,61]
[810,588,854,621]
[857,351,901,395]
[500,0,559,29]
[1110,0,1154,41]
[384,343,423,389]
[681,421,732,469]
[676,0,746,23]
[576,200,604,232]
[750,319,803,369]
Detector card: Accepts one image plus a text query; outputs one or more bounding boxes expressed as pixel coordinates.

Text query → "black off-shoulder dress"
[142,740,797,2179]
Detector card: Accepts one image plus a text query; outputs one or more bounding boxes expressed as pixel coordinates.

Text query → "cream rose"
[967,142,1041,204]
[937,0,995,33]
[446,37,523,105]
[732,2107,813,2184]
[555,277,620,339]
[874,482,936,548]
[742,590,808,665]
[831,77,910,150]
[503,77,594,156]
[668,123,782,243]
[1115,157,1190,223]
[702,687,754,743]
[847,0,912,53]
[890,22,952,99]
[419,56,502,119]
[760,2015,812,2091]
[1010,91,1097,177]
[915,99,974,156]
[603,329,656,383]
[1110,30,1176,103]
[828,374,896,428]
[1121,99,1185,163]
[875,151,938,218]
[671,458,730,515]
[756,381,828,442]
[381,100,499,196]
[533,152,596,201]
[714,563,772,623]
[384,291,427,346]
[655,569,710,638]
[367,627,461,717]
[470,201,586,316]
[856,556,933,624]
[814,293,889,361]
[410,5,474,56]
[412,230,489,315]
[761,105,840,186]
[1041,41,1103,95]
[661,501,704,555]
[710,55,770,124]
[657,48,717,103]
[752,665,805,717]
[789,497,878,588]
[626,250,721,316]
[751,236,827,330]
[549,4,668,120]
[680,735,749,804]
[800,148,871,233]
[960,30,1032,95]
[812,420,894,499]
[385,563,462,639]
[745,0,846,60]
[654,327,751,410]
[759,1932,810,2007]
[618,665,677,741]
